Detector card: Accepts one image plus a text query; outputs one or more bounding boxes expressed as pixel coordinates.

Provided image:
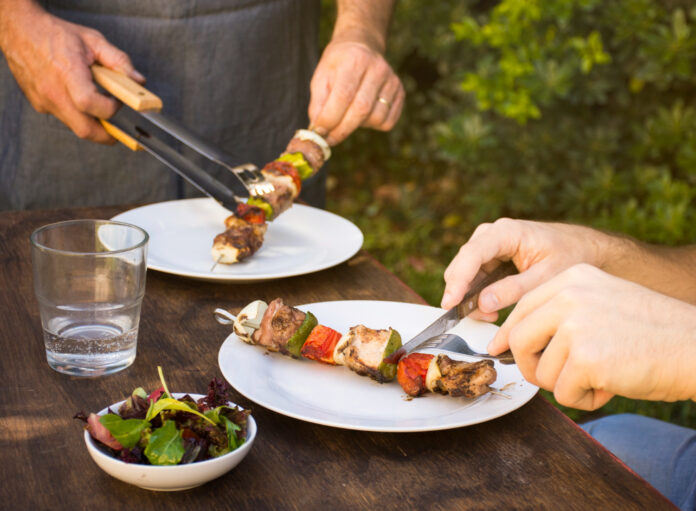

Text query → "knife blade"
[384,260,518,364]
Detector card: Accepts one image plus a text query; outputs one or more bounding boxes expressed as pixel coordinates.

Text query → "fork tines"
[229,163,275,197]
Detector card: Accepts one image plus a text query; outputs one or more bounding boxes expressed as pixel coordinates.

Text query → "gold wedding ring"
[378,97,390,107]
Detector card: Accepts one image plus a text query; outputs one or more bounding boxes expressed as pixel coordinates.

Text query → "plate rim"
[218,299,538,432]
[111,198,364,282]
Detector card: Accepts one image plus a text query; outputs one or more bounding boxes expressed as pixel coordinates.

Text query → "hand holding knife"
[384,261,518,364]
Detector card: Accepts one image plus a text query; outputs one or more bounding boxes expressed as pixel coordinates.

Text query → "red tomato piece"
[397,353,434,397]
[235,203,267,224]
[263,160,302,194]
[301,325,342,365]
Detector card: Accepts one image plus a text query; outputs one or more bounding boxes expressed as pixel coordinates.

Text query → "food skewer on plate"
[224,299,498,399]
[211,130,331,265]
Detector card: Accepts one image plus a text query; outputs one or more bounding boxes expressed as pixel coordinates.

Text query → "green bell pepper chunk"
[377,329,402,382]
[277,152,314,180]
[247,197,273,219]
[283,311,318,358]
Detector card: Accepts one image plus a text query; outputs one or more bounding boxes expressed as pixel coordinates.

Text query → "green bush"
[321,1,696,426]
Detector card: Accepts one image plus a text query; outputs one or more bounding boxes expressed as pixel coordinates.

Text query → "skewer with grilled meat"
[230,298,497,398]
[212,129,331,264]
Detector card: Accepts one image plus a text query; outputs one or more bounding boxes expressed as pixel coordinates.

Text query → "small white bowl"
[84,393,256,491]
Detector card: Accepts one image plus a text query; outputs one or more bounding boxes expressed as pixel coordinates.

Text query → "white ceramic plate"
[218,300,538,432]
[111,198,363,282]
[84,393,256,491]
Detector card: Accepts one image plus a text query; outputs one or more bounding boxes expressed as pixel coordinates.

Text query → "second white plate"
[218,300,538,432]
[112,198,363,282]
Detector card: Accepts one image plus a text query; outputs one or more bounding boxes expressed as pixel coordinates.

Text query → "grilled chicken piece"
[334,325,401,383]
[428,355,496,398]
[211,220,265,264]
[251,298,307,354]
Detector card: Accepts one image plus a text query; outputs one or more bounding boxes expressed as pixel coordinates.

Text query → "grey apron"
[0,0,323,211]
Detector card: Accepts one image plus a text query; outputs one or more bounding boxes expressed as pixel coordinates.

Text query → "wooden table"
[0,206,676,510]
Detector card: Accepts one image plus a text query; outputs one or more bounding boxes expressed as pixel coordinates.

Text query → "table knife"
[384,260,518,364]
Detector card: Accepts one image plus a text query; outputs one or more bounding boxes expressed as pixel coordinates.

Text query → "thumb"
[308,70,330,131]
[84,30,145,84]
[478,262,556,314]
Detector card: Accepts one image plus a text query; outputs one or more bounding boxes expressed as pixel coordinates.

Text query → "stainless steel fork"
[418,333,516,365]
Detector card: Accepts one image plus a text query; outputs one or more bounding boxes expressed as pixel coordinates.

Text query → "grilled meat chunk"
[285,137,325,174]
[212,220,265,263]
[258,177,294,219]
[335,325,401,383]
[252,298,307,353]
[429,355,496,398]
[262,161,301,198]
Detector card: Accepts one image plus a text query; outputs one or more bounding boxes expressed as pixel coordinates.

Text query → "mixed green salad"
[74,367,250,466]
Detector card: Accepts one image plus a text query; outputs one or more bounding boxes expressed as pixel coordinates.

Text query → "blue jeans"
[582,414,696,510]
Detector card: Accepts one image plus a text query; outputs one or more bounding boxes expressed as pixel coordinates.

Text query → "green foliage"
[321,1,696,426]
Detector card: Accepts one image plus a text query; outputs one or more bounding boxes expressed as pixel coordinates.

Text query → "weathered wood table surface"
[0,206,676,510]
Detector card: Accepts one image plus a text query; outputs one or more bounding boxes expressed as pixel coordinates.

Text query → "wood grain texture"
[0,206,676,510]
[91,65,162,112]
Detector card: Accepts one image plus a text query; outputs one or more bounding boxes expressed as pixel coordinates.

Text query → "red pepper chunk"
[397,353,434,397]
[235,203,267,224]
[264,160,302,194]
[301,325,342,365]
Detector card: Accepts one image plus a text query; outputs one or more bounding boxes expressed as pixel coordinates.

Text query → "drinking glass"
[30,219,149,376]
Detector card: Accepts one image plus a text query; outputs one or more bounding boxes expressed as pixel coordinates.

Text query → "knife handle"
[455,260,518,318]
[91,65,163,151]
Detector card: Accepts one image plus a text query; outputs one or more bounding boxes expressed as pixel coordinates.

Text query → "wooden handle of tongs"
[90,65,163,151]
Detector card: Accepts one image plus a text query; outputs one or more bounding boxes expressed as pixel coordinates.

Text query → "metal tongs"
[91,65,274,212]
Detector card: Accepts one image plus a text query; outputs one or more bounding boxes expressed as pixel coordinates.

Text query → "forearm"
[598,232,696,304]
[332,0,395,53]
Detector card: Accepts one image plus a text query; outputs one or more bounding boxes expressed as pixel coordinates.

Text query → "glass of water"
[30,219,149,376]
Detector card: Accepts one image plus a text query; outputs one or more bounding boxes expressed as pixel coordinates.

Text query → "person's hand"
[487,263,696,410]
[441,219,615,320]
[0,2,144,143]
[308,39,404,146]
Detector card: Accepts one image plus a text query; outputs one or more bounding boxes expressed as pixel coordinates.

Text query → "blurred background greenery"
[320,1,696,427]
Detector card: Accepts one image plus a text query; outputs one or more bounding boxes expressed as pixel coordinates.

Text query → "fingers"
[309,41,403,145]
[383,84,405,130]
[553,363,614,410]
[62,63,118,120]
[310,62,367,144]
[308,68,330,127]
[362,74,403,130]
[82,28,145,83]
[327,64,390,144]
[487,266,584,355]
[490,296,560,366]
[51,94,114,144]
[478,263,555,314]
[441,219,523,310]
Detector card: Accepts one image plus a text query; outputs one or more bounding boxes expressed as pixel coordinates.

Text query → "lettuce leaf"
[99,414,150,449]
[144,420,184,466]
